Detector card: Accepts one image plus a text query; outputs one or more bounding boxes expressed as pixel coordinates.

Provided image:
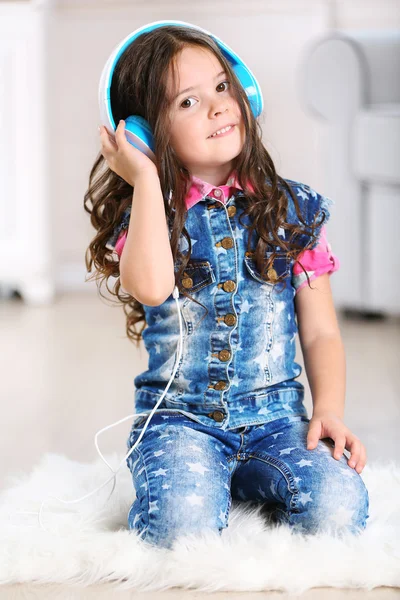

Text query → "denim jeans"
[125,410,369,550]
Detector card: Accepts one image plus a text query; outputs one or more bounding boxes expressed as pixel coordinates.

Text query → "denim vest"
[109,178,333,430]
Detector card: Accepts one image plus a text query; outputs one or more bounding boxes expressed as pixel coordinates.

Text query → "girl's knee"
[292,469,370,536]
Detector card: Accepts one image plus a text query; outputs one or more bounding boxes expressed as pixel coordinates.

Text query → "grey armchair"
[300,30,400,316]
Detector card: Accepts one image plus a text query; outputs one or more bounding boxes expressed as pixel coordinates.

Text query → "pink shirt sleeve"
[114,230,128,258]
[292,225,340,294]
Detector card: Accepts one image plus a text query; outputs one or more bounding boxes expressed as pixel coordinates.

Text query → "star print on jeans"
[152,467,168,477]
[186,493,205,506]
[186,462,210,475]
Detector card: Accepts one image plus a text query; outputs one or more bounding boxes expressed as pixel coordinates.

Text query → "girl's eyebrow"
[173,70,226,101]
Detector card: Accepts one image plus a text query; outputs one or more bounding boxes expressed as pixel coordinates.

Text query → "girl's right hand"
[99,120,158,187]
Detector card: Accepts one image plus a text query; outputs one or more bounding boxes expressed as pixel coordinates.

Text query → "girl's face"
[167,45,246,186]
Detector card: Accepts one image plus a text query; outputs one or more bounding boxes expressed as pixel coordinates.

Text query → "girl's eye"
[179,80,230,109]
[180,97,196,109]
[216,81,230,93]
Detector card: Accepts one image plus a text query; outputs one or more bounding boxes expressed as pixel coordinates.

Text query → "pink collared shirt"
[114,172,339,294]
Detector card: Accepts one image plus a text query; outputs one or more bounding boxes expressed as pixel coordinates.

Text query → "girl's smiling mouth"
[207,124,236,139]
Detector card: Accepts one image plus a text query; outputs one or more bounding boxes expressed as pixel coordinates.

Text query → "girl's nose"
[210,104,229,118]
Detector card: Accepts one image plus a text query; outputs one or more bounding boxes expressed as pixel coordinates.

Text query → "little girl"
[85,22,369,550]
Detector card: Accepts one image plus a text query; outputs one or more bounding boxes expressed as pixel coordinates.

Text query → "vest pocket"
[178,259,215,293]
[178,260,215,334]
[244,252,290,285]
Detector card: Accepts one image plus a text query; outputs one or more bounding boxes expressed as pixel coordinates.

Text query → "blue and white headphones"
[98,19,264,163]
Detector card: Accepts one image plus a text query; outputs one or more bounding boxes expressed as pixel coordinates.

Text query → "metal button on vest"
[224,313,236,326]
[182,276,193,289]
[210,410,225,422]
[227,205,236,217]
[223,280,236,292]
[218,349,231,361]
[221,237,234,249]
[267,267,278,281]
[214,381,228,390]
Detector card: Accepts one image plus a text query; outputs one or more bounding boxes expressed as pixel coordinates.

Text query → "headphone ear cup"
[231,63,262,118]
[124,115,156,163]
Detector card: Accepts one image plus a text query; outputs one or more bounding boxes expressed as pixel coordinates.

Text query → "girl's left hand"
[306,412,367,474]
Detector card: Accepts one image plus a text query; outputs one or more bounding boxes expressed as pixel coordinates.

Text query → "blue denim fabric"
[125,410,369,550]
[121,178,334,429]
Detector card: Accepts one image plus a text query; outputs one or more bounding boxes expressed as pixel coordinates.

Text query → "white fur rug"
[0,453,399,594]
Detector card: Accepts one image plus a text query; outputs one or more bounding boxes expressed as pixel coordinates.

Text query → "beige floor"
[0,585,399,599]
[1,291,399,599]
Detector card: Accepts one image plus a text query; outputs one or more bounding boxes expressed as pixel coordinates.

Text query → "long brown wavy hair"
[84,25,326,348]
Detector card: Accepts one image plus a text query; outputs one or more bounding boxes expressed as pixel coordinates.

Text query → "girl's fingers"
[100,125,117,153]
[115,120,125,145]
[348,438,361,468]
[333,435,346,460]
[106,125,118,146]
[355,445,367,474]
